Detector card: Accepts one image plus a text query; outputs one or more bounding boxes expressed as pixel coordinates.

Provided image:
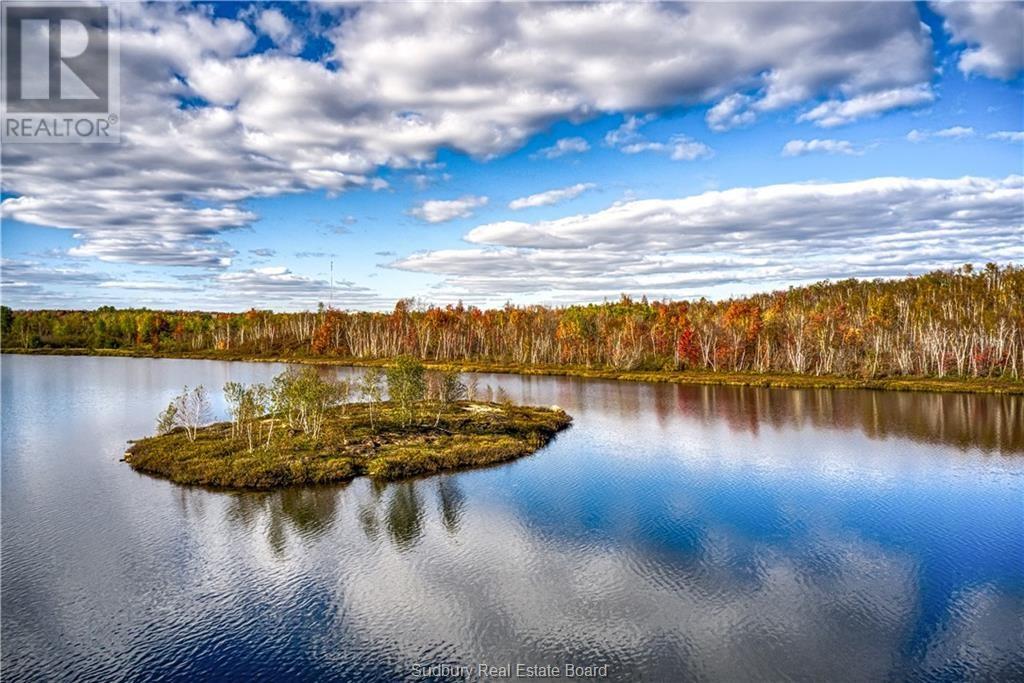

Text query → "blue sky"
[1,1,1022,311]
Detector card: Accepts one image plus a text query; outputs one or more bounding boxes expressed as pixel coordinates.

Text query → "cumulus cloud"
[1,259,110,289]
[604,115,656,147]
[1,2,939,271]
[254,8,304,55]
[533,137,590,159]
[702,2,935,130]
[97,280,197,291]
[623,137,714,161]
[908,126,977,142]
[933,1,1024,79]
[706,94,757,132]
[409,196,489,223]
[509,183,596,210]
[605,116,712,161]
[798,85,935,128]
[936,126,976,138]
[0,258,200,308]
[668,136,714,161]
[988,130,1024,143]
[782,139,862,157]
[0,255,388,311]
[391,175,1024,303]
[211,266,384,309]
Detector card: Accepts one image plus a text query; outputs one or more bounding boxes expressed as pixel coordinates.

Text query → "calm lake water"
[2,354,1022,681]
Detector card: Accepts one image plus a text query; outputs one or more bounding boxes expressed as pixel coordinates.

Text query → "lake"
[2,354,1022,681]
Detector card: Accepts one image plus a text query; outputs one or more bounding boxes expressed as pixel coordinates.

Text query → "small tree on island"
[496,386,514,406]
[271,367,346,442]
[358,368,385,431]
[433,370,467,427]
[224,381,270,452]
[386,356,426,427]
[157,385,212,442]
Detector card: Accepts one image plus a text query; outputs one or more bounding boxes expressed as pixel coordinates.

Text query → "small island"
[124,359,571,489]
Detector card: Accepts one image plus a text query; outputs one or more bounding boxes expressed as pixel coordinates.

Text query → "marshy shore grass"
[125,401,572,489]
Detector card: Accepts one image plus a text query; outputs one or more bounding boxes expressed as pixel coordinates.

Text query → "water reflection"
[385,482,425,550]
[2,355,1022,681]
[468,374,1022,454]
[215,485,345,554]
[317,366,1022,453]
[656,384,1024,453]
[353,478,465,550]
[437,477,465,535]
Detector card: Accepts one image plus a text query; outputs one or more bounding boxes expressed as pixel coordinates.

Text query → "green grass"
[7,347,1023,395]
[124,401,572,490]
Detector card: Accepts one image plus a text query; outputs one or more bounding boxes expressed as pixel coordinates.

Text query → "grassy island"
[124,360,571,489]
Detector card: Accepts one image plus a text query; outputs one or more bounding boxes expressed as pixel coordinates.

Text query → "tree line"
[158,360,470,448]
[3,264,1022,379]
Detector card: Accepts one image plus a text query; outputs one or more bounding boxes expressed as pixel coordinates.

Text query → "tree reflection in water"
[358,477,467,548]
[641,384,1022,453]
[437,476,465,535]
[206,474,469,555]
[220,485,345,555]
[385,482,424,550]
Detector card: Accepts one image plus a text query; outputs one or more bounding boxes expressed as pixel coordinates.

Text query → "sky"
[1,0,1022,312]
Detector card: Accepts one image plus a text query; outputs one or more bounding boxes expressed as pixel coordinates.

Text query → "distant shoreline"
[5,348,1022,395]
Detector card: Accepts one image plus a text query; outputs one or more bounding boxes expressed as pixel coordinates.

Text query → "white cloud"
[606,117,712,161]
[620,136,713,161]
[799,85,935,128]
[409,196,489,223]
[0,259,207,308]
[619,142,664,155]
[702,1,935,130]
[0,2,939,270]
[669,136,714,161]
[706,94,756,132]
[932,1,1024,79]
[211,266,384,309]
[509,183,595,210]
[987,130,1024,143]
[908,126,977,142]
[604,114,655,147]
[782,139,862,157]
[97,280,196,291]
[935,126,976,138]
[255,8,303,55]
[392,175,1024,302]
[533,137,590,159]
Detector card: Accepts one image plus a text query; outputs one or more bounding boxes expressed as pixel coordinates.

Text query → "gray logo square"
[5,5,109,112]
[2,2,119,142]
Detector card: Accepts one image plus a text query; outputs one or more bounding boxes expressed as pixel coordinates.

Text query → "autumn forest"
[3,265,1022,382]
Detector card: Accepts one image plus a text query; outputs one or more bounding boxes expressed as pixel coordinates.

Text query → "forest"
[2,264,1022,381]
